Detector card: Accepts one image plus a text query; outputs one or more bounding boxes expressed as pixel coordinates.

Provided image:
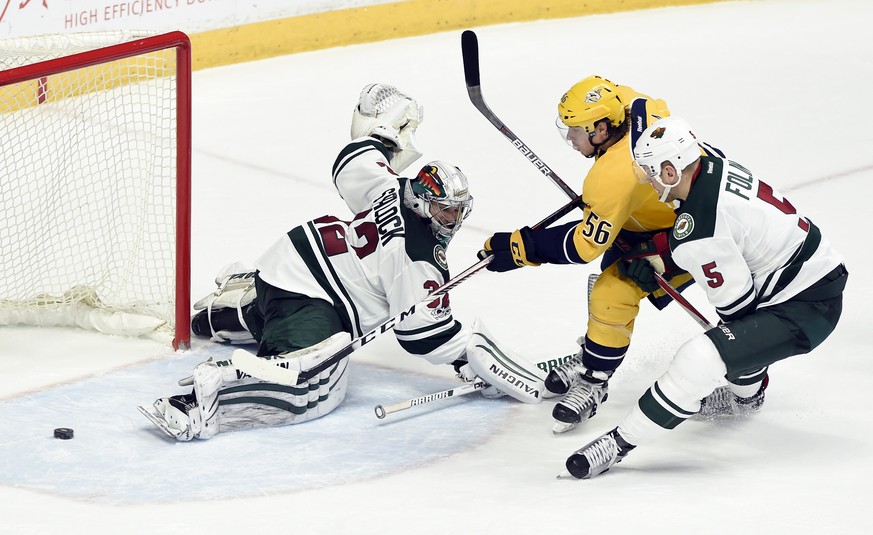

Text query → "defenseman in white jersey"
[141,84,484,441]
[563,116,847,478]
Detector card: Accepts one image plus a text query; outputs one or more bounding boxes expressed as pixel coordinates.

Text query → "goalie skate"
[138,403,185,439]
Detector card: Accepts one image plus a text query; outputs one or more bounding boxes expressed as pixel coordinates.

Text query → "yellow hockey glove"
[480,227,541,272]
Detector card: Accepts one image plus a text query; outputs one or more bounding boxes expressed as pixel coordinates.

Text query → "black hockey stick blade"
[461,30,480,88]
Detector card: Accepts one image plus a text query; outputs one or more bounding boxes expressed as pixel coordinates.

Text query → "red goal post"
[0,31,191,349]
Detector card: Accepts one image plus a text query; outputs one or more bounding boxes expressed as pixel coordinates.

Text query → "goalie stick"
[461,30,713,331]
[230,195,585,387]
[374,379,487,419]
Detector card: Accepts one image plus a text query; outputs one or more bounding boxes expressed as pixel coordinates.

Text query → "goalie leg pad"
[142,332,353,440]
[191,361,225,439]
[192,262,257,344]
[216,350,351,433]
[464,318,545,404]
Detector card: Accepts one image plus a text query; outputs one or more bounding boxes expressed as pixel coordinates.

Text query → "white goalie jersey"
[669,157,843,322]
[254,137,468,364]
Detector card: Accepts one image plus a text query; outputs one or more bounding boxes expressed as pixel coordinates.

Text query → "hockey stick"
[374,379,487,419]
[375,349,600,418]
[461,30,713,331]
[233,195,585,386]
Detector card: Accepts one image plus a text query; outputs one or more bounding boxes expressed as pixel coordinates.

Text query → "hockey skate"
[544,350,586,396]
[562,428,636,479]
[139,361,224,441]
[139,394,199,440]
[551,373,609,434]
[695,375,768,420]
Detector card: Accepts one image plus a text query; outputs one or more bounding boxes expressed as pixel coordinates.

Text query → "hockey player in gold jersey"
[482,76,713,433]
[561,116,846,479]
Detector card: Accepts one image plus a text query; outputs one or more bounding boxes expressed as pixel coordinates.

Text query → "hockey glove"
[617,257,659,294]
[350,83,423,172]
[452,353,506,400]
[620,231,675,275]
[480,227,542,273]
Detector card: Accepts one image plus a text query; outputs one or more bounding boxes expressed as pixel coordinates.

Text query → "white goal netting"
[0,31,190,347]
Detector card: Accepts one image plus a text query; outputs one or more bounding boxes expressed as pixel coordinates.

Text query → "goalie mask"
[404,161,473,242]
[633,116,702,202]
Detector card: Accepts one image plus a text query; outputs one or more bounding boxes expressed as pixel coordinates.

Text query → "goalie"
[140,83,543,441]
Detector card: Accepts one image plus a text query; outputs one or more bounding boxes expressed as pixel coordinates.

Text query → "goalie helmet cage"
[0,31,191,350]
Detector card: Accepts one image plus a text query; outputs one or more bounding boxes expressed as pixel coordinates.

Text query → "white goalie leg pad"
[276,331,352,370]
[231,331,351,385]
[464,318,546,404]
[216,341,352,432]
[191,361,226,440]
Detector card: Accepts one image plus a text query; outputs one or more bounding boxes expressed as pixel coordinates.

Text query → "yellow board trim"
[190,0,729,70]
[1,0,726,108]
[1,50,176,113]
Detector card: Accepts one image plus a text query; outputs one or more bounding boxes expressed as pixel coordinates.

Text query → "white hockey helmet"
[632,116,701,202]
[404,161,473,241]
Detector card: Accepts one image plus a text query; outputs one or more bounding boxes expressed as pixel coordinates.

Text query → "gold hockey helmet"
[557,76,626,135]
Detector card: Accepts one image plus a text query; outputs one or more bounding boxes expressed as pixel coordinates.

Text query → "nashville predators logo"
[584,88,602,103]
[416,166,445,198]
[650,127,666,139]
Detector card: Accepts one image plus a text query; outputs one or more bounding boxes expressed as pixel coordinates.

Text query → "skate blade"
[138,404,183,439]
[552,420,579,435]
[556,470,579,480]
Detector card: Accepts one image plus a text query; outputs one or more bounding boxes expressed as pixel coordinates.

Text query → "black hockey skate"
[563,428,636,479]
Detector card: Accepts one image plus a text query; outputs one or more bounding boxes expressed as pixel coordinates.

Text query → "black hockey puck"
[54,428,74,440]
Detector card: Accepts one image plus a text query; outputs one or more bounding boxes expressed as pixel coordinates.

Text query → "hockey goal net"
[0,31,191,349]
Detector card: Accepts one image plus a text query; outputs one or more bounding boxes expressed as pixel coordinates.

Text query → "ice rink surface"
[1,0,871,533]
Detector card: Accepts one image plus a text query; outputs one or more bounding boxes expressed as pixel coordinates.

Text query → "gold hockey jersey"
[571,93,675,262]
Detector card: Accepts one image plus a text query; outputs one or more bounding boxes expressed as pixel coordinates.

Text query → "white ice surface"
[1,1,871,533]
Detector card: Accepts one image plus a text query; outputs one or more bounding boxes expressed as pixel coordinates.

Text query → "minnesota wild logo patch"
[434,244,448,270]
[673,213,694,240]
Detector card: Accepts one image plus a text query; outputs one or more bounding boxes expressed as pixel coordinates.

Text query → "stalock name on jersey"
[372,187,405,246]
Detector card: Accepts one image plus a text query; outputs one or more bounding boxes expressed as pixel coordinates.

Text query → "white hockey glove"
[461,318,546,404]
[453,355,506,400]
[350,83,423,172]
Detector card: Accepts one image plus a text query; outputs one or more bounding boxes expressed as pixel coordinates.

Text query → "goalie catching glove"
[351,83,423,173]
[455,318,545,404]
